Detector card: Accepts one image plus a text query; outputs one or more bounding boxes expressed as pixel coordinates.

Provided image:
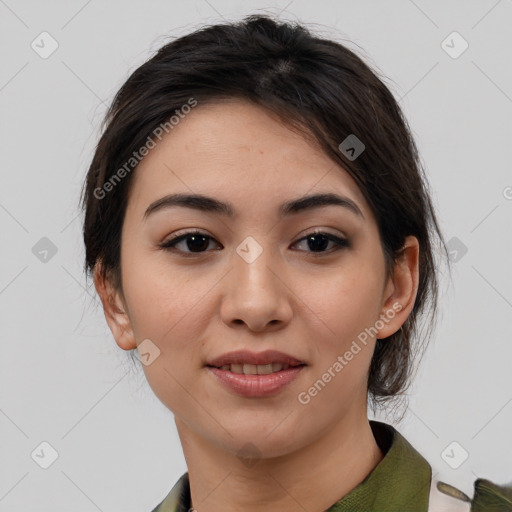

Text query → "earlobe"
[93,263,137,351]
[376,236,420,339]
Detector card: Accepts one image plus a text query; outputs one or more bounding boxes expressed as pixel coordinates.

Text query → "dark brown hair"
[81,14,451,413]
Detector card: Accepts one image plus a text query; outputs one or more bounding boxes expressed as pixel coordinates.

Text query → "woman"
[81,14,511,512]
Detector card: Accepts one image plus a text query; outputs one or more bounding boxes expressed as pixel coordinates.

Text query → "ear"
[375,235,420,339]
[93,263,137,351]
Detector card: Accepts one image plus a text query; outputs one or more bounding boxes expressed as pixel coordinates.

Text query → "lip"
[207,365,306,397]
[206,349,306,367]
[205,349,307,398]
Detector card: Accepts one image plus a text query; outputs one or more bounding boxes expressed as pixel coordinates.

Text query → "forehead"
[128,99,370,219]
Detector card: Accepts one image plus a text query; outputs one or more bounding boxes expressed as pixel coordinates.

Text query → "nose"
[220,242,293,332]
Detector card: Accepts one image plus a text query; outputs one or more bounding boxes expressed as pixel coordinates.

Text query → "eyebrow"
[143,192,364,220]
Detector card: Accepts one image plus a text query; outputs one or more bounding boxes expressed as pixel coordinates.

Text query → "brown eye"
[160,231,220,254]
[292,231,350,254]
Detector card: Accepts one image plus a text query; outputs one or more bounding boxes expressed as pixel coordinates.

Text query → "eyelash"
[159,229,350,257]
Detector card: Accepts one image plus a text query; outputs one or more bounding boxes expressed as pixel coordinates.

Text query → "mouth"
[206,362,306,375]
[205,349,307,375]
[204,349,307,396]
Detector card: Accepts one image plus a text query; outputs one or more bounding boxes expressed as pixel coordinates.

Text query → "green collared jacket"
[150,420,512,512]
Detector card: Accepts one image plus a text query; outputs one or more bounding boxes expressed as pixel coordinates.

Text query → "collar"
[151,420,432,512]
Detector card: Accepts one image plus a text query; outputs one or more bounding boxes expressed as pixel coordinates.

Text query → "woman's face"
[98,99,417,458]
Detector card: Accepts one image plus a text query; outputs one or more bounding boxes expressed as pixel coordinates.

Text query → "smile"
[205,349,307,396]
[209,362,304,375]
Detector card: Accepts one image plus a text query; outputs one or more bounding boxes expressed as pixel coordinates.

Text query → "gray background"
[1,0,511,510]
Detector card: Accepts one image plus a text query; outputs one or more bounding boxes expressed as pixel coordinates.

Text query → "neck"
[175,411,384,512]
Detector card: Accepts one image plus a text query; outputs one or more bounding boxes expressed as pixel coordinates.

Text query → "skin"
[95,98,419,512]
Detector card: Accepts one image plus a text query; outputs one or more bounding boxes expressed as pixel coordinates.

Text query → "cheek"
[121,248,206,339]
[300,267,383,347]
[122,259,217,412]
[295,266,382,403]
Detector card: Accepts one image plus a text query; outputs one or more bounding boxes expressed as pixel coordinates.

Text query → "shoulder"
[428,477,471,512]
[428,474,512,511]
[379,421,512,512]
[150,472,190,512]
